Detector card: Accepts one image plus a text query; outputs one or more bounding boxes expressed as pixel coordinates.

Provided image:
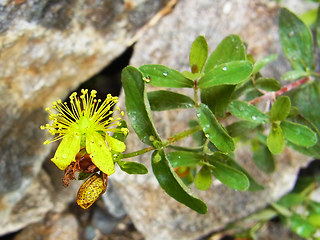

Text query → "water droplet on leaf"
[163,72,168,76]
[289,31,295,37]
[222,67,227,71]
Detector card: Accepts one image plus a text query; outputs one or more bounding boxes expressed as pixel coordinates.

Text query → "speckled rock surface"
[112,0,317,239]
[13,212,80,240]
[0,0,172,236]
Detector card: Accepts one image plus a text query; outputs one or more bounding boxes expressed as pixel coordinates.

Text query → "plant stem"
[121,125,202,159]
[121,146,155,159]
[249,76,311,105]
[194,80,199,107]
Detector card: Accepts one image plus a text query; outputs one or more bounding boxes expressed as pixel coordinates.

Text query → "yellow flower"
[41,89,129,176]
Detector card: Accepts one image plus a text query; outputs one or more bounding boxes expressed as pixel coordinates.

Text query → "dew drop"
[252,115,257,120]
[222,66,228,71]
[289,31,294,37]
[163,72,168,76]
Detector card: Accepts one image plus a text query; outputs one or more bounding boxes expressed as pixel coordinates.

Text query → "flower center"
[78,116,91,132]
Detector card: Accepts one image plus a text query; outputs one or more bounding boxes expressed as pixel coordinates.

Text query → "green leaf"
[207,152,264,191]
[182,71,204,80]
[252,141,275,173]
[270,96,291,122]
[201,85,235,117]
[307,212,320,227]
[195,165,212,191]
[253,54,278,74]
[277,193,305,208]
[198,61,253,88]
[112,120,128,142]
[279,8,314,71]
[300,8,318,26]
[196,104,235,153]
[254,78,281,92]
[267,123,285,154]
[281,70,309,81]
[229,100,268,123]
[147,90,195,111]
[121,66,161,146]
[204,34,246,73]
[309,201,320,214]
[281,120,318,147]
[167,151,203,167]
[270,202,292,217]
[288,81,320,158]
[210,159,249,191]
[139,64,194,88]
[317,6,320,50]
[290,214,317,238]
[226,121,260,138]
[201,35,246,114]
[117,161,148,174]
[189,35,208,73]
[151,150,207,214]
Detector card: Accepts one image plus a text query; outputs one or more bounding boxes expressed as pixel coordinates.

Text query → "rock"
[112,0,317,239]
[102,181,127,219]
[0,0,174,236]
[13,212,80,240]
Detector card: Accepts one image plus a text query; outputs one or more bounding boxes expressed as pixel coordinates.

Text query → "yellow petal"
[51,132,81,170]
[86,131,115,175]
[105,134,126,152]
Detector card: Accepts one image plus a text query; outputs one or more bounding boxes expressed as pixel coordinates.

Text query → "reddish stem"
[249,76,311,105]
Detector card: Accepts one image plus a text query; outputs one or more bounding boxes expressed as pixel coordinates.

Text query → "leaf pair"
[267,96,317,154]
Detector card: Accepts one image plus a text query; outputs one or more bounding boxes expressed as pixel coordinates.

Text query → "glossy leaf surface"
[208,152,264,191]
[288,81,320,157]
[167,151,203,167]
[121,66,161,146]
[117,161,148,174]
[270,96,291,122]
[152,150,207,214]
[201,85,235,117]
[281,70,309,81]
[210,159,249,191]
[196,104,235,153]
[140,64,194,88]
[198,61,253,88]
[147,90,195,111]
[229,100,268,123]
[279,8,314,71]
[254,78,281,91]
[189,35,208,73]
[195,166,212,191]
[267,123,285,154]
[204,34,246,73]
[252,141,275,173]
[281,120,318,147]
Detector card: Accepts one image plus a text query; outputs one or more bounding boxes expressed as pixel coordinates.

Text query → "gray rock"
[13,212,80,240]
[112,0,317,239]
[0,0,172,236]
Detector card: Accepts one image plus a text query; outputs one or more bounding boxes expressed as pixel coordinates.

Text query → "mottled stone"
[0,0,172,236]
[13,212,80,240]
[112,0,317,239]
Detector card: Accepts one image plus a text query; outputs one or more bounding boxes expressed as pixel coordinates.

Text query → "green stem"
[121,125,202,159]
[121,146,155,159]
